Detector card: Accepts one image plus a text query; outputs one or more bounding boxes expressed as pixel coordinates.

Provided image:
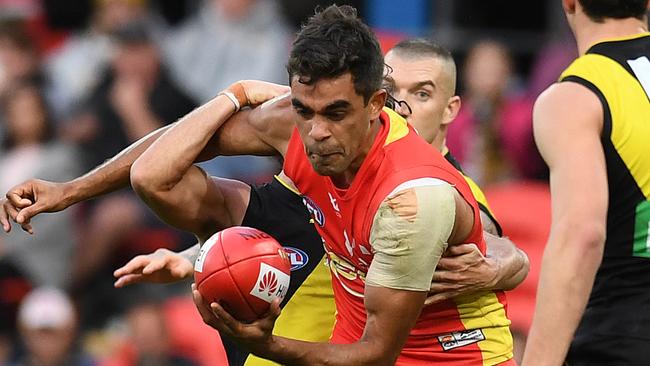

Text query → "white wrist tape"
[219,91,240,112]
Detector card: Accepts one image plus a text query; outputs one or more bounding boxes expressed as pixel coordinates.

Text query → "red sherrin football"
[194,226,291,322]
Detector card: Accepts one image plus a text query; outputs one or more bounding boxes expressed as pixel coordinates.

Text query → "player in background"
[383,39,528,302]
[522,0,650,365]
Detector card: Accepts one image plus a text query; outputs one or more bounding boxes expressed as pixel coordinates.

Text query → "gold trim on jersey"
[586,32,650,51]
[562,53,650,199]
[463,174,496,217]
[383,107,410,146]
[453,292,514,365]
[274,174,301,196]
[325,250,366,298]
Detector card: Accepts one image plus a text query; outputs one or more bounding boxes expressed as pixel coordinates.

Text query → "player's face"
[290,73,384,180]
[384,52,454,145]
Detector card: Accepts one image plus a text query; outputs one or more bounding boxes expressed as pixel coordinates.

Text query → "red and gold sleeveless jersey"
[283,108,513,365]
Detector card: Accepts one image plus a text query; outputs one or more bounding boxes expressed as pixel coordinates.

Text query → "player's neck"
[439,144,449,156]
[331,118,382,188]
[575,16,648,55]
[433,135,446,154]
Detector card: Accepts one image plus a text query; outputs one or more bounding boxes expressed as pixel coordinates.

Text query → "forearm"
[180,243,201,263]
[65,126,172,204]
[258,337,390,366]
[257,287,423,365]
[131,94,236,192]
[485,233,529,291]
[120,104,164,142]
[523,228,604,365]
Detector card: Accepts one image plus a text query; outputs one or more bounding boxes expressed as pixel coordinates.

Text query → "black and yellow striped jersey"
[560,32,650,359]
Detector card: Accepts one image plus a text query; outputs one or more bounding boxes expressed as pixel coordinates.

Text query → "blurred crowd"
[0,0,576,365]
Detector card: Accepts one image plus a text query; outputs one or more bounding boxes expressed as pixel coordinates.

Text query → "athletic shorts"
[565,305,650,365]
[221,177,326,366]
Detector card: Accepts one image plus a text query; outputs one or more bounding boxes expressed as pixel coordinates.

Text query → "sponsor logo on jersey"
[250,263,290,303]
[284,247,309,271]
[437,329,485,351]
[302,196,325,226]
[325,250,366,298]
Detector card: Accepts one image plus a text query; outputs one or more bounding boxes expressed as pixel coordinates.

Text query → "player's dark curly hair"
[578,0,648,22]
[287,5,384,105]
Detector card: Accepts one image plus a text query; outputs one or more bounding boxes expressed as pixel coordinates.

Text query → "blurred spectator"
[53,20,195,330]
[277,0,365,30]
[0,259,32,365]
[0,84,81,289]
[0,18,43,142]
[528,35,578,100]
[101,301,198,366]
[162,0,290,103]
[62,19,195,173]
[162,0,287,183]
[0,18,42,96]
[44,0,155,120]
[447,40,543,186]
[14,287,96,366]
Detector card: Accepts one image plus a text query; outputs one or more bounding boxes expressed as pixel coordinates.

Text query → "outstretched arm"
[2,125,171,232]
[130,82,293,240]
[113,243,199,287]
[522,82,607,365]
[2,81,291,234]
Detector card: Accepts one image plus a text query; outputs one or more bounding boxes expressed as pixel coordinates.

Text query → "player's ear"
[442,96,461,126]
[368,89,387,120]
[562,0,576,15]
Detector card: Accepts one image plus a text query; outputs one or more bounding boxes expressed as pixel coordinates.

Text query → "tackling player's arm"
[113,242,199,287]
[1,81,290,235]
[522,81,607,365]
[130,82,294,241]
[2,125,172,233]
[425,183,529,304]
[193,183,475,365]
[484,232,529,290]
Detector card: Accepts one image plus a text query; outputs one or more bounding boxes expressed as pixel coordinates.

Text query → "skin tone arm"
[129,83,292,241]
[521,81,607,366]
[484,232,529,291]
[427,232,529,304]
[1,125,173,233]
[195,285,426,366]
[0,82,290,234]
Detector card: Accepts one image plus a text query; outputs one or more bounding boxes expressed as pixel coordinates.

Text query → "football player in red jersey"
[125,5,514,365]
[1,5,516,366]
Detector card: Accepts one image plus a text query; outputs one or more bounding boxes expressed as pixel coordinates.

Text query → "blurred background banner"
[0,0,589,364]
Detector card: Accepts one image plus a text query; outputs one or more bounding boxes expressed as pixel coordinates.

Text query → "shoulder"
[534,81,603,133]
[533,81,605,168]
